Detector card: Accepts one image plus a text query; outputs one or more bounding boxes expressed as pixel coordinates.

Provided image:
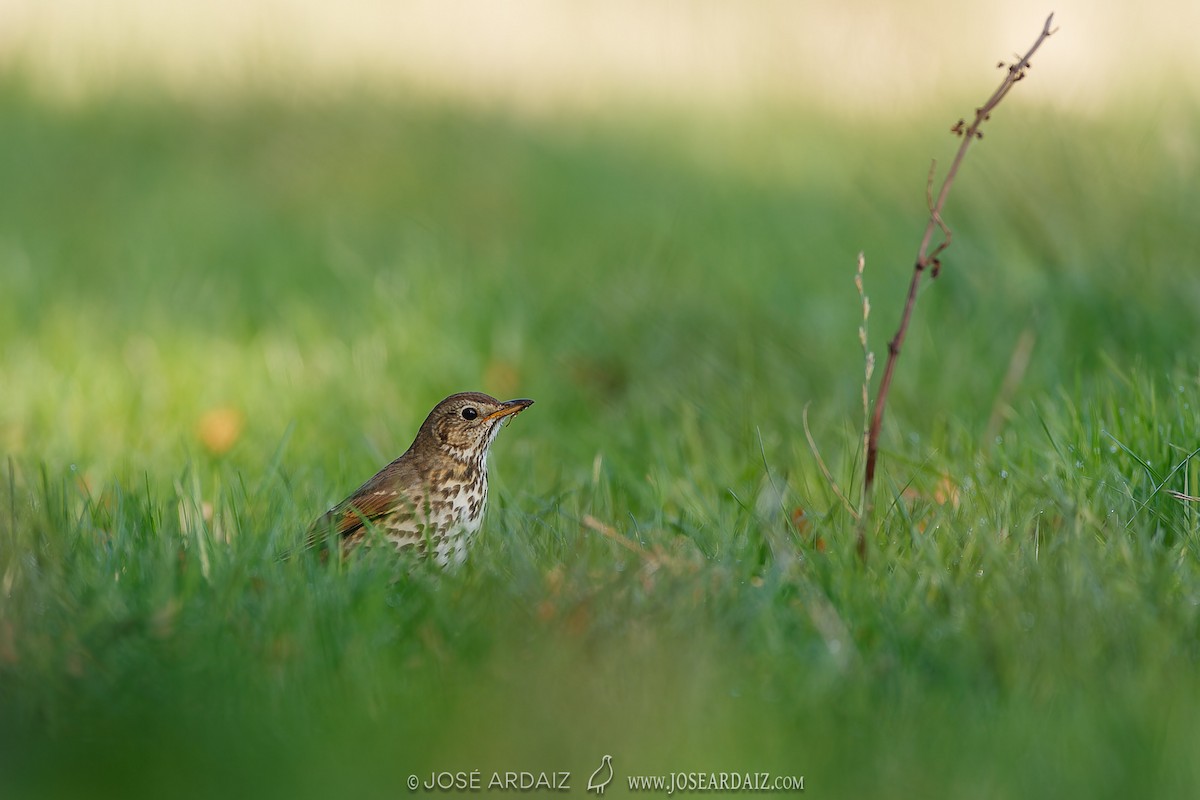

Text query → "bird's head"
[414,392,534,465]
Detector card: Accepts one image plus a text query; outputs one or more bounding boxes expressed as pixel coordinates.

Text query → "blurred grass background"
[2,2,1200,798]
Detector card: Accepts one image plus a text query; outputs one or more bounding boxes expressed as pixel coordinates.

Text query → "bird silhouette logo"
[587,754,614,795]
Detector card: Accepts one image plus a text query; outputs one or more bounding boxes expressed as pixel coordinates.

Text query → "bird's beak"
[484,398,534,422]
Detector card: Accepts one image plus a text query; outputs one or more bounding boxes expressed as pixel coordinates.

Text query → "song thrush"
[309,392,533,567]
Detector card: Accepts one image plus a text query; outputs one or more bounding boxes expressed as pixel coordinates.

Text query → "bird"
[307,392,533,567]
[587,755,613,795]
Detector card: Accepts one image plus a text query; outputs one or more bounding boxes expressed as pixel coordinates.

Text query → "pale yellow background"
[0,1,1193,114]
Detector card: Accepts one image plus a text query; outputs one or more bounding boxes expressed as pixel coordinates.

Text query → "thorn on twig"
[997,61,1006,69]
[975,130,984,140]
[951,119,965,136]
[931,258,941,279]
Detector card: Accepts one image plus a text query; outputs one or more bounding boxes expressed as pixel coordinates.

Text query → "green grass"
[2,80,1200,798]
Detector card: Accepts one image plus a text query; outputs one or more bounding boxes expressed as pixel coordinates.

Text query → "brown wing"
[305,457,422,550]
[332,488,407,534]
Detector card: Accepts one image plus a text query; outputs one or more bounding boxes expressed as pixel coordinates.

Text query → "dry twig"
[582,514,650,557]
[802,404,859,521]
[859,13,1057,555]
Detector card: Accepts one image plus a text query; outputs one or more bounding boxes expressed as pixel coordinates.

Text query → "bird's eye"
[461,407,478,420]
